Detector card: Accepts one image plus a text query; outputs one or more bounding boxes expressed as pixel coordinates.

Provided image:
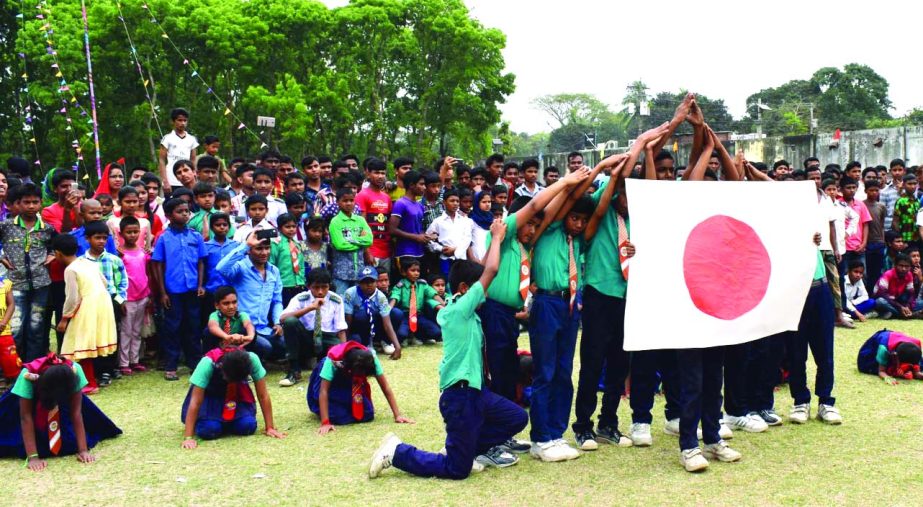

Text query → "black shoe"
[111,369,123,380]
[98,373,112,387]
[596,425,632,447]
[499,438,531,454]
[474,446,519,468]
[574,429,599,451]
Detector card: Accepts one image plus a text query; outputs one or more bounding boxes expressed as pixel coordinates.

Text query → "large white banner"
[623,179,819,351]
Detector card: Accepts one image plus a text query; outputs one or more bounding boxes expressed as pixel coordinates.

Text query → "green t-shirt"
[813,250,826,280]
[189,351,266,388]
[438,281,486,391]
[584,186,628,298]
[320,352,384,381]
[485,214,526,308]
[208,311,251,335]
[11,363,89,399]
[269,236,306,288]
[876,345,890,367]
[532,220,586,292]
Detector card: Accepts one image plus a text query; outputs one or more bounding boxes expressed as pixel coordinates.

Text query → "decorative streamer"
[115,1,164,140]
[80,0,102,178]
[15,9,43,171]
[141,2,267,149]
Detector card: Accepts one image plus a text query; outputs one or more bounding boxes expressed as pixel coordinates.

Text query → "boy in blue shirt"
[200,212,239,329]
[152,198,207,381]
[369,218,528,479]
[344,266,401,358]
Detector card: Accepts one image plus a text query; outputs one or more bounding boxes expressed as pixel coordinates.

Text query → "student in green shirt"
[204,286,255,350]
[389,259,444,345]
[270,213,307,306]
[328,188,373,295]
[370,217,529,479]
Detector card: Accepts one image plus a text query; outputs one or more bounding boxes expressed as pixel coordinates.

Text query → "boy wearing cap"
[344,266,401,358]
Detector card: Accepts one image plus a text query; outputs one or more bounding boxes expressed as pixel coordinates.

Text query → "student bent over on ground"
[369,218,528,480]
[857,329,923,384]
[308,341,413,435]
[180,347,285,447]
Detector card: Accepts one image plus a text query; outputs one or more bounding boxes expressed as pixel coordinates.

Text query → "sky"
[322,0,923,134]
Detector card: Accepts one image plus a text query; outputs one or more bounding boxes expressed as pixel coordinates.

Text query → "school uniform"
[528,221,584,444]
[152,225,207,372]
[201,237,241,328]
[281,291,347,372]
[0,355,121,458]
[390,282,528,479]
[203,311,251,351]
[307,342,382,424]
[857,329,922,376]
[389,279,441,342]
[343,286,391,347]
[573,189,631,434]
[181,347,264,440]
[481,214,529,401]
[269,236,307,307]
[787,251,836,407]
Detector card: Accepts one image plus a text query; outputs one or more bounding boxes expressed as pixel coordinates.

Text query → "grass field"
[4,321,923,506]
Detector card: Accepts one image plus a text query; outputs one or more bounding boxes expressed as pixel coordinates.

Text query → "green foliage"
[531,93,631,152]
[0,0,513,180]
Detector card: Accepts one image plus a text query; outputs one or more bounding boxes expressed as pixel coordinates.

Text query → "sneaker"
[702,440,742,462]
[98,373,112,387]
[475,446,519,468]
[553,439,581,460]
[865,311,879,319]
[164,371,179,381]
[840,312,854,323]
[789,403,810,424]
[382,343,396,355]
[724,413,768,433]
[573,429,599,451]
[369,432,401,478]
[817,404,843,425]
[629,423,653,447]
[499,438,531,454]
[530,440,570,462]
[596,425,633,447]
[680,448,709,473]
[278,372,299,387]
[665,418,703,440]
[470,460,486,474]
[111,370,123,380]
[756,409,783,426]
[131,364,147,373]
[719,421,734,440]
[119,367,133,376]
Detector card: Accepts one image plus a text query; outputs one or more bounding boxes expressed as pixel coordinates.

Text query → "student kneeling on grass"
[180,347,285,448]
[308,341,413,436]
[369,218,529,480]
[857,329,923,384]
[278,268,347,387]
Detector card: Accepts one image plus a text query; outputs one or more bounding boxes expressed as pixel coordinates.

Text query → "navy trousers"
[749,332,788,412]
[479,298,521,402]
[787,282,836,406]
[392,385,527,480]
[630,349,681,424]
[677,347,724,451]
[161,291,202,371]
[528,294,579,443]
[723,341,751,417]
[390,308,441,341]
[349,312,387,347]
[573,286,630,433]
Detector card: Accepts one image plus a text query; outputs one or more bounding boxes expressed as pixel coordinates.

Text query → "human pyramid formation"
[0,94,920,476]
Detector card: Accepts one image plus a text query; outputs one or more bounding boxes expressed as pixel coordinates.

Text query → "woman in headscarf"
[468,190,494,263]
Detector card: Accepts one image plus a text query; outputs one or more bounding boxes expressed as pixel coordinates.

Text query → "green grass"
[5,321,923,506]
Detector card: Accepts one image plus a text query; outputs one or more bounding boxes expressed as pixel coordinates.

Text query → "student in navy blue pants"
[748,332,787,418]
[723,342,751,420]
[479,299,520,401]
[787,282,836,408]
[677,347,724,451]
[528,292,579,445]
[630,349,681,427]
[391,384,527,479]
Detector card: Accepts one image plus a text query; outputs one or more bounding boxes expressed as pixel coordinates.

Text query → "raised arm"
[707,126,741,181]
[686,99,705,173]
[478,219,507,289]
[650,92,693,155]
[685,126,716,181]
[586,160,628,241]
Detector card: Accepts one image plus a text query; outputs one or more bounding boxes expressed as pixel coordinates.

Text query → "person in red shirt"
[40,169,81,350]
[356,158,393,274]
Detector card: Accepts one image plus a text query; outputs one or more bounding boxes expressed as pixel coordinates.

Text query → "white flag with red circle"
[623,179,819,351]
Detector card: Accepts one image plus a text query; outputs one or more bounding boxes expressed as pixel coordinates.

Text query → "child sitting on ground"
[180,347,285,447]
[344,266,401,357]
[308,341,413,435]
[844,261,875,322]
[873,253,923,319]
[0,353,121,470]
[205,286,255,352]
[389,259,444,346]
[857,329,923,383]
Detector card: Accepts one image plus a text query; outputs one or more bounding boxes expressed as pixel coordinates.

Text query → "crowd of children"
[1,102,922,476]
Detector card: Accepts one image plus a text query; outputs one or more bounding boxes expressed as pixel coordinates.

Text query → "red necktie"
[409,284,418,332]
[568,235,577,314]
[222,383,238,421]
[351,375,366,420]
[289,239,300,275]
[519,243,530,303]
[617,213,630,281]
[48,406,62,455]
[223,317,232,335]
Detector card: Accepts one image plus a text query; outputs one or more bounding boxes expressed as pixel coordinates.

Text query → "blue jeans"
[787,283,836,406]
[248,332,283,360]
[573,286,630,433]
[478,298,520,402]
[874,296,923,317]
[161,291,202,371]
[528,293,579,443]
[12,286,50,362]
[392,385,527,479]
[630,349,681,424]
[678,347,724,450]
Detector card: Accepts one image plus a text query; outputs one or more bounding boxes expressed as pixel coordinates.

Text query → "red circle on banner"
[683,215,771,320]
